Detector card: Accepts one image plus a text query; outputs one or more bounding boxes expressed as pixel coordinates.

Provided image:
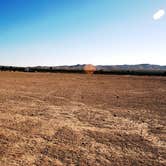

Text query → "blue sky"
[0,0,166,66]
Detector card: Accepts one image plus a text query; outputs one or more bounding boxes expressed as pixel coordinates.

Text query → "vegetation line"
[0,65,166,76]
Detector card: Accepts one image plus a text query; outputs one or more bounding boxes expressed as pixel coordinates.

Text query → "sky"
[0,0,166,66]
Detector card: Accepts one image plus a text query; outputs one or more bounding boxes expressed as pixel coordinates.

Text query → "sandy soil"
[0,72,166,166]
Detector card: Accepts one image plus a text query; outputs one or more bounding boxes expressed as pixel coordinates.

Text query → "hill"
[0,64,166,76]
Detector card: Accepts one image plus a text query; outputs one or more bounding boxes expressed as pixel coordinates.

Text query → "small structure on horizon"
[24,67,30,72]
[83,64,96,74]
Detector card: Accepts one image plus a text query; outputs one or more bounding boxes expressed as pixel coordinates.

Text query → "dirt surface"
[0,72,166,166]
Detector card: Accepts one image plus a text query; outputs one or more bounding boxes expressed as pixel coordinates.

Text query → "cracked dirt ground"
[0,72,166,166]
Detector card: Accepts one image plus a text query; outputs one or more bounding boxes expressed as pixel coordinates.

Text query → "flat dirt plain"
[0,72,166,166]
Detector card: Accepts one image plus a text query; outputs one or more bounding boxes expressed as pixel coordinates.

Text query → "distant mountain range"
[49,64,166,71]
[0,64,166,76]
[1,64,166,71]
[95,64,166,71]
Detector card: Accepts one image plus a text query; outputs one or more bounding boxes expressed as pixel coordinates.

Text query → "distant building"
[25,67,30,72]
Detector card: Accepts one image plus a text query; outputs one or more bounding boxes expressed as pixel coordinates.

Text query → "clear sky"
[0,0,166,66]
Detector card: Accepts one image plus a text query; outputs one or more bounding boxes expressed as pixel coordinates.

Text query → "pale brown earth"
[0,72,166,166]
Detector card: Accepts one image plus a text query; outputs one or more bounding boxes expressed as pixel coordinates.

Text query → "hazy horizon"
[0,0,166,66]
